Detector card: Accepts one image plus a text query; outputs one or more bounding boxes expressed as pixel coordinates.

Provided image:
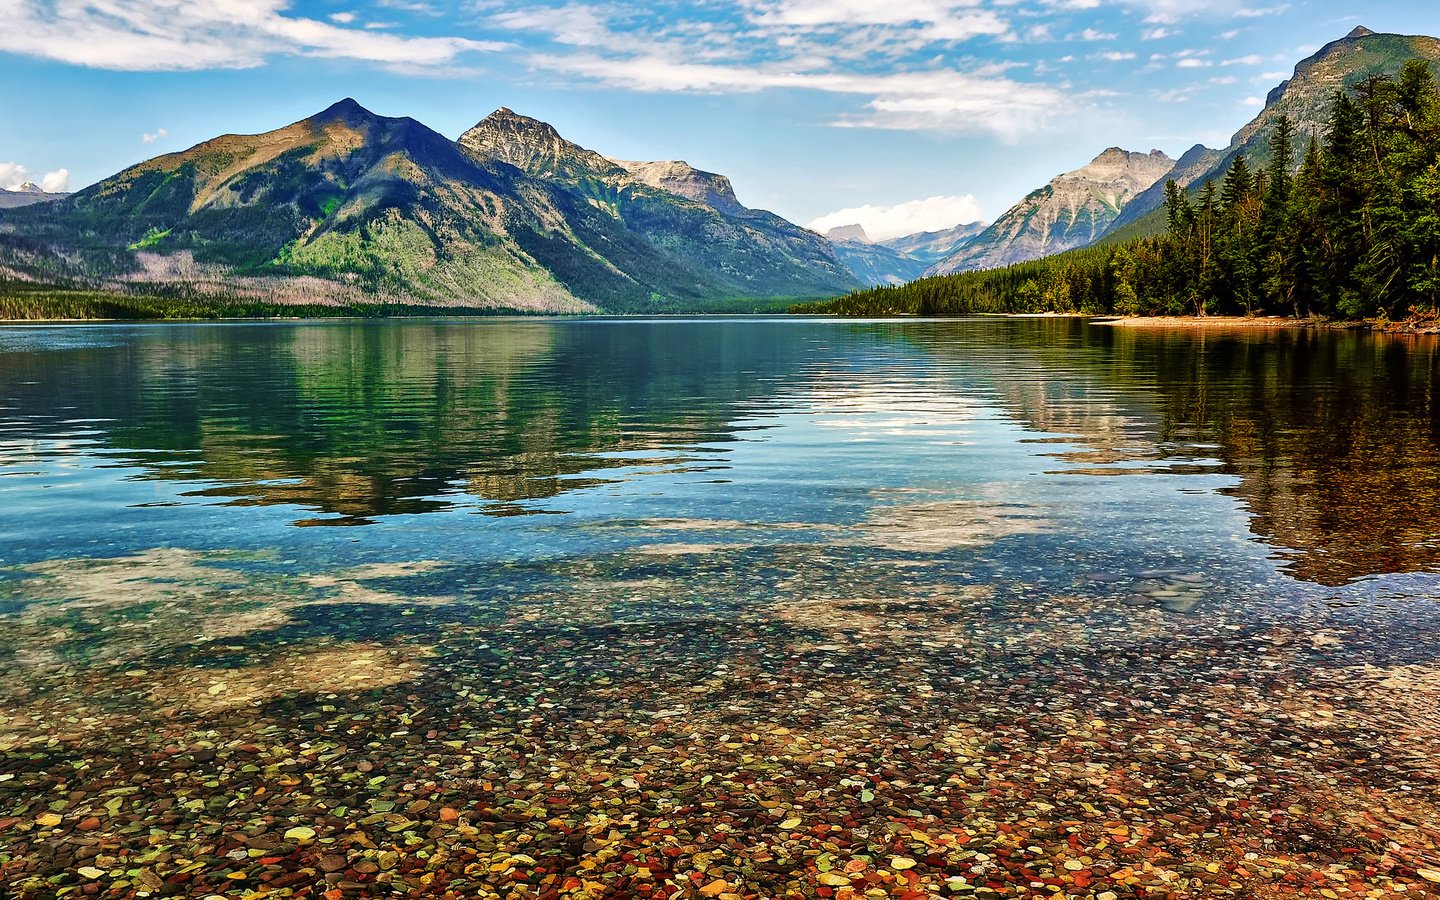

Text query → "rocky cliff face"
[930,148,1174,274]
[1103,27,1440,239]
[824,224,872,244]
[457,107,623,183]
[611,160,747,217]
[1229,27,1440,169]
[1105,143,1225,237]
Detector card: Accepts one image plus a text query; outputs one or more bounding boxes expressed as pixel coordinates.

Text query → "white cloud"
[1222,54,1264,65]
[0,162,69,192]
[0,0,506,71]
[1235,5,1289,18]
[1094,50,1136,61]
[0,163,30,190]
[484,0,1089,137]
[491,4,611,47]
[41,169,70,192]
[142,128,169,144]
[329,12,356,24]
[808,195,986,242]
[1071,28,1117,41]
[531,54,1071,139]
[743,0,999,30]
[1099,0,1288,25]
[1142,27,1177,40]
[1176,57,1212,68]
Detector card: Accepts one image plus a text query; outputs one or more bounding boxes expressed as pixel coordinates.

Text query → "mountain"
[825,224,871,244]
[611,160,747,217]
[457,108,856,302]
[821,225,929,286]
[0,101,856,311]
[1103,143,1225,238]
[0,182,69,210]
[929,148,1174,275]
[1102,27,1440,240]
[0,99,598,310]
[879,222,988,267]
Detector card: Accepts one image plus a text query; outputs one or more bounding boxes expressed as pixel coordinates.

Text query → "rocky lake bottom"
[2,317,1439,899]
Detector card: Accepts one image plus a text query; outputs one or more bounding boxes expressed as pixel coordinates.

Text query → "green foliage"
[0,281,547,321]
[806,61,1440,322]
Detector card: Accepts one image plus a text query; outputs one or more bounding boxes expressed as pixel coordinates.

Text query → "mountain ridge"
[0,101,857,311]
[928,147,1174,275]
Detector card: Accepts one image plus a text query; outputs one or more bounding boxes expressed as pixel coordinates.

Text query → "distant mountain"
[612,159,747,217]
[458,108,856,302]
[0,182,69,210]
[822,225,929,286]
[825,224,872,244]
[879,222,988,267]
[0,101,855,311]
[929,148,1174,275]
[1103,143,1225,238]
[1103,27,1440,240]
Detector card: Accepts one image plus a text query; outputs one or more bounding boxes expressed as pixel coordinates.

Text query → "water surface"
[2,317,1439,897]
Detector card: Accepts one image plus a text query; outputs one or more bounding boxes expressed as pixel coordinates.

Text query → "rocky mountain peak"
[929,147,1175,276]
[611,159,748,216]
[307,98,376,127]
[1346,25,1376,39]
[825,224,871,244]
[459,108,621,180]
[1064,148,1175,190]
[16,182,42,193]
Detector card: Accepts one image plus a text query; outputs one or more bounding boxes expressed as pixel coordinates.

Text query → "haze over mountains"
[1,27,1436,308]
[820,222,993,286]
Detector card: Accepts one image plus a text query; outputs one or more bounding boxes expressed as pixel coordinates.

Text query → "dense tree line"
[803,60,1440,322]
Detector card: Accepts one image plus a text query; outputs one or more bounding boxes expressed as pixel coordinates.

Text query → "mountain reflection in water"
[3,318,1435,585]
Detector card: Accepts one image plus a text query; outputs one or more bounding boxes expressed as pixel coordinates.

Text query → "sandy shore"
[1092,315,1330,329]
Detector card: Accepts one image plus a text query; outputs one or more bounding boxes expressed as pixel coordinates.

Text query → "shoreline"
[1092,314,1330,329]
[1091,314,1440,334]
[4,311,1440,333]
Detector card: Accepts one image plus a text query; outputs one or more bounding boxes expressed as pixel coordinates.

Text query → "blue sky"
[1,0,1434,239]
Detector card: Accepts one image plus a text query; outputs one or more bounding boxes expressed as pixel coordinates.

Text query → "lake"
[2,317,1439,897]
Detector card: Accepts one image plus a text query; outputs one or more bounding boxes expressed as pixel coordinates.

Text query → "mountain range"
[928,148,1175,276]
[0,182,69,210]
[0,101,858,312]
[821,222,991,286]
[918,26,1440,276]
[3,26,1435,309]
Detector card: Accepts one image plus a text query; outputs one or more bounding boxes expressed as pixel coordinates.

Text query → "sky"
[0,1,1435,240]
